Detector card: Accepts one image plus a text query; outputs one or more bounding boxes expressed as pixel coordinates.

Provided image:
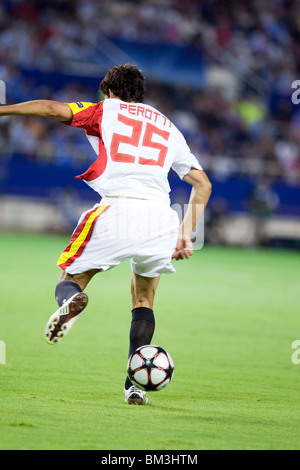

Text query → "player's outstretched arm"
[172,168,212,260]
[0,100,73,121]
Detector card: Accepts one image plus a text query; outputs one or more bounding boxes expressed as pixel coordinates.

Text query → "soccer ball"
[127,345,174,391]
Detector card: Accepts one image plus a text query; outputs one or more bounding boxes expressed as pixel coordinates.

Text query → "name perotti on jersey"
[64,99,202,203]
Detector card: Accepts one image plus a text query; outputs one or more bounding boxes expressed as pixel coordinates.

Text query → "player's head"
[100,64,146,103]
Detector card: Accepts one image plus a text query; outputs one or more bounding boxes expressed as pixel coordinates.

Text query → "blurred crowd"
[0,0,300,184]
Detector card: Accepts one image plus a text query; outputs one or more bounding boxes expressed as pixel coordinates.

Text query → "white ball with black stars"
[127,345,174,391]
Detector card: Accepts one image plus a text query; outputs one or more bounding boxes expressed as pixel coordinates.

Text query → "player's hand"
[172,234,193,260]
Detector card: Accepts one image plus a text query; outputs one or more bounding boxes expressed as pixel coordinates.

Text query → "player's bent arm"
[181,168,212,235]
[0,100,73,121]
[173,168,212,260]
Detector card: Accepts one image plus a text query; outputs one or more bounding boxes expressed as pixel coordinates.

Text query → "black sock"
[125,307,155,390]
[55,280,82,307]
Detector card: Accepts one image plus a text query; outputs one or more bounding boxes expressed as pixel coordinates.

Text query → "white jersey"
[64,98,202,203]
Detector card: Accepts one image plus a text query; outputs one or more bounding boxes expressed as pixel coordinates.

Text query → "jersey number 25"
[110,114,170,167]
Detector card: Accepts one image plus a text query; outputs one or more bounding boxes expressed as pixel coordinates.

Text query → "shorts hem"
[131,265,176,278]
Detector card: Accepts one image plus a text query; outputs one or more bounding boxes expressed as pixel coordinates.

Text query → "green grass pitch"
[0,231,300,450]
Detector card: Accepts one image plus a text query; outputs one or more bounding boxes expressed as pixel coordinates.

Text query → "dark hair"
[100,64,146,103]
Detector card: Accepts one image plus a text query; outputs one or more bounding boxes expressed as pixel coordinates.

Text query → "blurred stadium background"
[0,0,300,249]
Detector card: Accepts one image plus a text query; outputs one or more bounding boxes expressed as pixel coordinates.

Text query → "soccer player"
[0,64,211,405]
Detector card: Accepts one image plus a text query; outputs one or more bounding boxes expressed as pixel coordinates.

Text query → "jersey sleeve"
[171,127,203,179]
[62,101,103,136]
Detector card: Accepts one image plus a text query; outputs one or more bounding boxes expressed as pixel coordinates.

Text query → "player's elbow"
[44,101,58,118]
[200,175,212,190]
[195,175,212,197]
[193,176,212,207]
[43,100,72,121]
[204,179,212,196]
[183,168,212,196]
[34,100,61,119]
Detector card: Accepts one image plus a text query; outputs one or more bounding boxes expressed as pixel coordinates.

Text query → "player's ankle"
[55,280,82,307]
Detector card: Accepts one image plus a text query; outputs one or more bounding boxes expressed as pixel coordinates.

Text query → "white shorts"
[57,197,180,278]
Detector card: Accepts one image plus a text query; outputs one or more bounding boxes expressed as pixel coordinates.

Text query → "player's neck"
[108,91,136,103]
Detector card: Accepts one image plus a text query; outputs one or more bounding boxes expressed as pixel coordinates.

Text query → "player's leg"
[45,269,99,345]
[125,273,160,404]
[129,273,160,357]
[131,272,160,310]
[44,201,112,345]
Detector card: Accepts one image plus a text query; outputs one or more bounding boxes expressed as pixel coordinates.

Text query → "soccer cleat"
[124,386,148,405]
[44,292,88,345]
